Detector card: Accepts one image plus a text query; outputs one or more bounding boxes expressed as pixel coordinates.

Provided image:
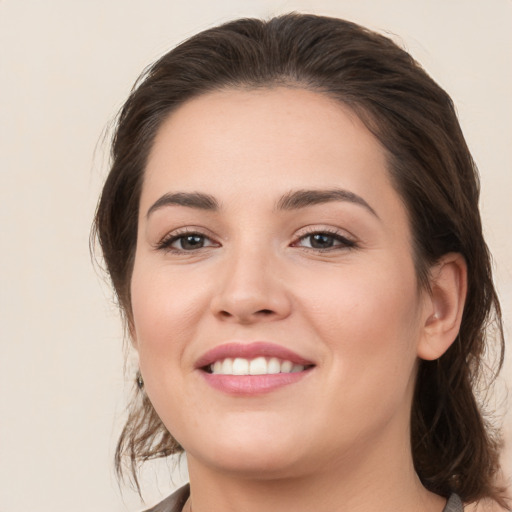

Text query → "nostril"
[217,308,274,320]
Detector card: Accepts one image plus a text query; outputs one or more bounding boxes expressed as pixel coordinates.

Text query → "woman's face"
[131,88,431,478]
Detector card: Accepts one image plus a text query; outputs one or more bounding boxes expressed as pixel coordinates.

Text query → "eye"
[156,231,219,252]
[173,234,210,250]
[293,230,356,251]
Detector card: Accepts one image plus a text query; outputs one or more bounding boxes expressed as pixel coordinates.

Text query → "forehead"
[142,87,401,219]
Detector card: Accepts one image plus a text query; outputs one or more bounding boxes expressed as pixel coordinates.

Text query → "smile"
[196,342,315,395]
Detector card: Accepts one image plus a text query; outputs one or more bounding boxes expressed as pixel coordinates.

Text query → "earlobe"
[417,253,467,361]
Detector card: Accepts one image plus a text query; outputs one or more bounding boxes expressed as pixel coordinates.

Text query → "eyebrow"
[146,188,378,219]
[275,188,378,218]
[146,192,219,218]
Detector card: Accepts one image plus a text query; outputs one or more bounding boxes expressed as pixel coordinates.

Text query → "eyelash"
[155,227,357,254]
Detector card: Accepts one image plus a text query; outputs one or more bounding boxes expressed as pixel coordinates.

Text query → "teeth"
[209,357,306,375]
[268,357,281,374]
[221,358,233,374]
[232,358,249,375]
[249,357,267,375]
[281,360,293,373]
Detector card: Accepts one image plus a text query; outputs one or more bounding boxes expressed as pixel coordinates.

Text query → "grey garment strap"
[142,484,190,512]
[443,494,464,512]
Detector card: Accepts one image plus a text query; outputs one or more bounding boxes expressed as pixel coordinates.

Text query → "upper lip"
[194,341,315,369]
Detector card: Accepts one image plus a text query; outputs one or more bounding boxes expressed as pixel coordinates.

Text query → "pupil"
[182,235,204,250]
[311,234,333,248]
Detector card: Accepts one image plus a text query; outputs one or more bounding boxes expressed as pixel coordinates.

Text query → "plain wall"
[1,0,510,510]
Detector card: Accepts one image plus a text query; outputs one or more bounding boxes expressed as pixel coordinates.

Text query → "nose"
[210,247,292,324]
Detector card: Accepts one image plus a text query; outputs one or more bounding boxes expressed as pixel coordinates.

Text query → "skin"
[130,88,466,512]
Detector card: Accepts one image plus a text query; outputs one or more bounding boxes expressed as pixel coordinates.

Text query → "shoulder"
[142,484,190,512]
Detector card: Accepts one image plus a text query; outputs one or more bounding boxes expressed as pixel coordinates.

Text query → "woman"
[93,13,508,512]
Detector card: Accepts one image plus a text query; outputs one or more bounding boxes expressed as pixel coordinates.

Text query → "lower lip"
[200,369,312,396]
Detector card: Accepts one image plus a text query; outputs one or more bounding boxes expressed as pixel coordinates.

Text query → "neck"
[185,428,446,512]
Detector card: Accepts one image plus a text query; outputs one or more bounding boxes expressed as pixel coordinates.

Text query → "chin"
[183,423,308,478]
[194,449,305,480]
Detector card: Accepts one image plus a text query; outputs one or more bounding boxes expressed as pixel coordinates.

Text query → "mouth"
[196,342,315,395]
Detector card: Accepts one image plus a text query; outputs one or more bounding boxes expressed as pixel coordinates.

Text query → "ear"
[417,253,467,361]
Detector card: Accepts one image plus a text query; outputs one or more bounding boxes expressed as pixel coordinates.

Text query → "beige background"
[0,0,510,510]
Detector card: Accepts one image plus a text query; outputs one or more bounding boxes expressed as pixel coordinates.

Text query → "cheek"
[297,260,422,389]
[130,261,195,376]
[130,265,193,419]
[131,255,206,340]
[302,259,421,338]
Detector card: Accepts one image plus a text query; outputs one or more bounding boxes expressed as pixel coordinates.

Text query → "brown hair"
[93,13,507,506]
